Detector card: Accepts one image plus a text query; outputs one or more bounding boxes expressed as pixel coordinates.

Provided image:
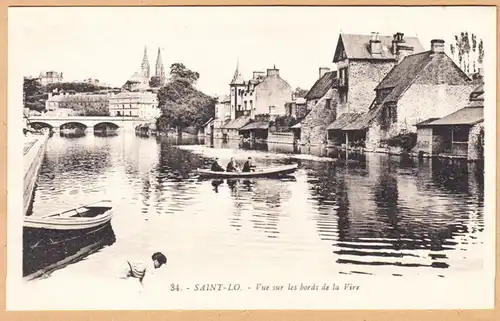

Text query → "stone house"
[299,69,337,145]
[217,63,293,140]
[414,84,484,161]
[302,32,425,146]
[341,39,475,150]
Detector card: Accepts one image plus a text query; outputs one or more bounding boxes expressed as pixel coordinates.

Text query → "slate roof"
[222,116,252,129]
[334,33,425,62]
[327,113,361,130]
[239,121,269,131]
[419,106,484,127]
[304,71,337,100]
[374,51,471,104]
[342,104,384,131]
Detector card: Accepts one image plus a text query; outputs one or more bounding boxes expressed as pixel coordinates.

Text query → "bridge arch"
[93,121,120,131]
[60,122,88,130]
[29,122,53,130]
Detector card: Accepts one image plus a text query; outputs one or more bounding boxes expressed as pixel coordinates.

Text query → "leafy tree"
[293,87,308,98]
[23,77,47,112]
[149,76,163,88]
[169,63,200,85]
[156,69,215,134]
[451,32,484,74]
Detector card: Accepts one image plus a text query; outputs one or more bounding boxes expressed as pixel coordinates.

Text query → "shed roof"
[342,104,383,131]
[202,117,214,127]
[415,118,440,127]
[239,121,269,131]
[304,71,337,100]
[327,113,361,130]
[418,106,484,127]
[222,115,251,129]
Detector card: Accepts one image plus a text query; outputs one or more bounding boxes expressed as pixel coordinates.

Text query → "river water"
[23,131,485,303]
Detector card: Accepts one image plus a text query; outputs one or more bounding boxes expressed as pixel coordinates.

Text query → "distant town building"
[39,71,63,86]
[45,92,109,114]
[216,62,293,140]
[108,91,160,120]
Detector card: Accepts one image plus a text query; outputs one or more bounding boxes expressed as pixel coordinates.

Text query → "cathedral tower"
[140,46,150,83]
[155,47,166,84]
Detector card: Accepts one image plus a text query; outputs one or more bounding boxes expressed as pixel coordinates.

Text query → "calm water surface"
[28,132,485,282]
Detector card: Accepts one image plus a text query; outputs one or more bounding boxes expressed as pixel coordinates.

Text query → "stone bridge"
[27,116,150,132]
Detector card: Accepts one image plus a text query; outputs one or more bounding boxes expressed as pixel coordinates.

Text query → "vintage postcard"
[6,5,497,311]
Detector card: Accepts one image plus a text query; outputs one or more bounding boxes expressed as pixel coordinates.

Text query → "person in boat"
[226,157,239,172]
[242,157,256,172]
[211,157,225,172]
[120,252,167,284]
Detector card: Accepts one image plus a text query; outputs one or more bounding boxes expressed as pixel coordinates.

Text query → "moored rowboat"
[24,200,114,230]
[197,164,298,178]
[23,200,116,278]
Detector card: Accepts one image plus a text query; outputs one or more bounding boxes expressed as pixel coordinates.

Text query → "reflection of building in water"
[302,152,484,274]
[267,142,299,155]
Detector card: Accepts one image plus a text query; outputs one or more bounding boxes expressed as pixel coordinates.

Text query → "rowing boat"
[24,200,114,230]
[197,164,298,178]
[23,200,116,278]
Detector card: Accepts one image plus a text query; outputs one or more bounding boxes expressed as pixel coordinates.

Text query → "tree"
[23,77,46,112]
[169,63,200,85]
[46,82,108,93]
[156,64,215,135]
[149,76,163,88]
[293,87,308,98]
[451,32,484,74]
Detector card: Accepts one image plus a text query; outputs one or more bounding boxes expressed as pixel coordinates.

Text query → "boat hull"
[24,210,114,230]
[197,164,298,178]
[23,221,116,278]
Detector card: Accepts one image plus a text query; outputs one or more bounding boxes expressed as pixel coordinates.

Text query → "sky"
[8,6,496,97]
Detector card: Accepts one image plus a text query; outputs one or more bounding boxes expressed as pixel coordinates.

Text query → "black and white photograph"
[7,5,496,310]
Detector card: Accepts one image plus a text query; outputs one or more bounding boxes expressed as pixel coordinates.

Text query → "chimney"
[253,71,266,80]
[267,65,279,77]
[396,45,414,62]
[391,32,405,54]
[430,39,445,54]
[369,32,382,55]
[319,67,330,79]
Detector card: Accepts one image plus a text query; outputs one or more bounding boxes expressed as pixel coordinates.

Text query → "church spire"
[155,47,165,82]
[230,59,244,85]
[140,46,150,82]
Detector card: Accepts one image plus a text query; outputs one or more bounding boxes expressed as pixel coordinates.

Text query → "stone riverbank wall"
[23,132,50,216]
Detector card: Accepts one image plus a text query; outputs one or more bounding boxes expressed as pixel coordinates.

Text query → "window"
[129,111,132,116]
[340,91,347,103]
[238,104,241,111]
[244,101,247,110]
[325,99,332,109]
[250,100,253,110]
[452,126,469,142]
[385,104,397,124]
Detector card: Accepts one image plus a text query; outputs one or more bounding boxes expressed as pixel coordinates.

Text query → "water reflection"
[28,134,485,281]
